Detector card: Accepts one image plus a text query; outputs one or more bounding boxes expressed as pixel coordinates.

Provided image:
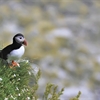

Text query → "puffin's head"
[13,33,27,46]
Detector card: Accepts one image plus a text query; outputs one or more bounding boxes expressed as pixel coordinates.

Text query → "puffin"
[0,33,27,67]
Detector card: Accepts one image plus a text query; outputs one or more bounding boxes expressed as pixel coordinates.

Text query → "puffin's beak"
[23,39,27,46]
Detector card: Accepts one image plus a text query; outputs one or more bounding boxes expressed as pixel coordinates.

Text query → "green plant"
[70,91,81,100]
[43,83,64,100]
[0,59,81,100]
[0,59,64,100]
[0,59,38,100]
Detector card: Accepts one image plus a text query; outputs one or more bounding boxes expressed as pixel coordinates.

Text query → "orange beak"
[23,39,27,46]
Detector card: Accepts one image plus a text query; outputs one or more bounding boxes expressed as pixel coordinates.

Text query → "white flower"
[17,78,20,81]
[22,89,25,93]
[18,93,20,96]
[17,64,20,67]
[25,60,29,63]
[11,95,13,98]
[28,71,31,75]
[16,87,19,90]
[27,97,30,100]
[19,59,29,63]
[13,74,16,77]
[0,78,2,81]
[4,98,8,100]
[26,89,29,91]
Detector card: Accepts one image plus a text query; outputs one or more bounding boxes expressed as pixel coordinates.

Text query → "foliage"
[43,83,64,100]
[70,91,81,100]
[0,59,37,100]
[0,59,65,100]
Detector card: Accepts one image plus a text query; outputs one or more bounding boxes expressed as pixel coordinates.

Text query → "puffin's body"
[0,33,27,66]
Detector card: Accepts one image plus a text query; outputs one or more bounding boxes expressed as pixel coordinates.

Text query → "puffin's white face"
[15,36,27,46]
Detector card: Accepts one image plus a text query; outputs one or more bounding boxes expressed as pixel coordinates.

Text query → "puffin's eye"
[20,37,22,39]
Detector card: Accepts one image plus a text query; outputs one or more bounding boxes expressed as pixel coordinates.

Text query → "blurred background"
[0,0,100,100]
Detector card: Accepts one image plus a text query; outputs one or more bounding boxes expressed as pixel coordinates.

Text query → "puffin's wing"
[0,45,12,60]
[0,50,1,54]
[0,50,2,59]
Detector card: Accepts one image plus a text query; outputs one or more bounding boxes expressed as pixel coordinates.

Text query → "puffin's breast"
[8,46,25,60]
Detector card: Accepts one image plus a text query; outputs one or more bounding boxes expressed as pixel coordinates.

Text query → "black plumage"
[0,33,27,61]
